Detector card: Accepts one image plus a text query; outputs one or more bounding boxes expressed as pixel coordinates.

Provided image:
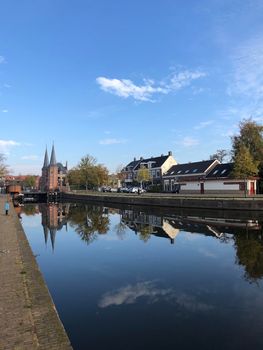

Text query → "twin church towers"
[40,144,69,192]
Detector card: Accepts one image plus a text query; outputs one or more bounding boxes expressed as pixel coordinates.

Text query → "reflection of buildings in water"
[151,220,180,244]
[121,210,180,244]
[120,209,261,244]
[39,203,70,250]
[167,215,261,239]
[120,209,263,281]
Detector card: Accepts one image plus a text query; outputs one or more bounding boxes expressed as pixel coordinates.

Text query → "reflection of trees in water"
[26,202,263,283]
[234,230,263,282]
[22,204,38,216]
[68,204,110,244]
[114,220,127,240]
[138,224,153,242]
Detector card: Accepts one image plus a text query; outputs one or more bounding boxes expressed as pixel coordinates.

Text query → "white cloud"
[98,281,172,308]
[169,70,206,90]
[98,281,214,312]
[0,140,20,153]
[182,137,199,147]
[96,77,167,102]
[99,138,127,145]
[0,56,5,64]
[96,69,206,102]
[2,109,8,113]
[194,120,214,130]
[228,37,263,101]
[21,155,39,160]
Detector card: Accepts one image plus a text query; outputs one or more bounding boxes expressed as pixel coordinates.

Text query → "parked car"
[129,187,138,193]
[101,186,111,192]
[117,187,130,193]
[129,187,146,193]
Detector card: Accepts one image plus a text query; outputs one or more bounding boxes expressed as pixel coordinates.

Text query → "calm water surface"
[20,202,263,350]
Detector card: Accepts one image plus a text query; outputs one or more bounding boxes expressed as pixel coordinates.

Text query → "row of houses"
[121,152,258,195]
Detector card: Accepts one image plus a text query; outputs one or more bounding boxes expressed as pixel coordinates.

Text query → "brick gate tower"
[40,145,69,192]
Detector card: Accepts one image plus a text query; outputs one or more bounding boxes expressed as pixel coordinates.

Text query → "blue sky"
[0,0,263,174]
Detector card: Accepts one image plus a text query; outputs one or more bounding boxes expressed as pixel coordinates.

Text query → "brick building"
[40,145,69,192]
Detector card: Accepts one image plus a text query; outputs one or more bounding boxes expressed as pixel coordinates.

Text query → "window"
[156,170,160,177]
[221,169,227,174]
[192,169,198,173]
[177,170,182,174]
[213,170,218,175]
[185,169,189,173]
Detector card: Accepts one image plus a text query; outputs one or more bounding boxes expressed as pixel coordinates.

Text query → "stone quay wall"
[0,195,72,350]
[63,191,263,211]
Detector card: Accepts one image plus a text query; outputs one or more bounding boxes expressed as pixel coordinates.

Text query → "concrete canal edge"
[62,192,263,211]
[0,195,72,350]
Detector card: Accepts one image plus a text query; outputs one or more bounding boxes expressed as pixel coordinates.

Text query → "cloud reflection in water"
[98,281,214,312]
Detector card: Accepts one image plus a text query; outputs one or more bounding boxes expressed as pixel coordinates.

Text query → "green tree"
[137,166,151,188]
[95,164,109,187]
[78,154,97,190]
[68,167,83,189]
[231,144,259,178]
[24,175,36,189]
[210,149,228,163]
[232,144,259,196]
[232,118,263,175]
[68,154,109,190]
[0,153,8,178]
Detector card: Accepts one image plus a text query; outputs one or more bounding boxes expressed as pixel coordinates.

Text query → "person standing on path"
[4,200,10,215]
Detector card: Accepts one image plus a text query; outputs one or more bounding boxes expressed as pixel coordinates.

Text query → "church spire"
[50,143,57,166]
[43,147,49,168]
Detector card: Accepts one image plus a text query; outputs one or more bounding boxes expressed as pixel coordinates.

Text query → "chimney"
[161,154,164,156]
[140,156,143,160]
[134,157,136,161]
[168,151,172,156]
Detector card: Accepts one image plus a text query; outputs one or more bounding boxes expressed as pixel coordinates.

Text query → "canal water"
[19,202,263,350]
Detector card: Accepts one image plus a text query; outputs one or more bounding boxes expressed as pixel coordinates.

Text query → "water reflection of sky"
[20,203,263,350]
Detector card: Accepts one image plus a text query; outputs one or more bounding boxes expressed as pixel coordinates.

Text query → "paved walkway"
[0,195,72,350]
